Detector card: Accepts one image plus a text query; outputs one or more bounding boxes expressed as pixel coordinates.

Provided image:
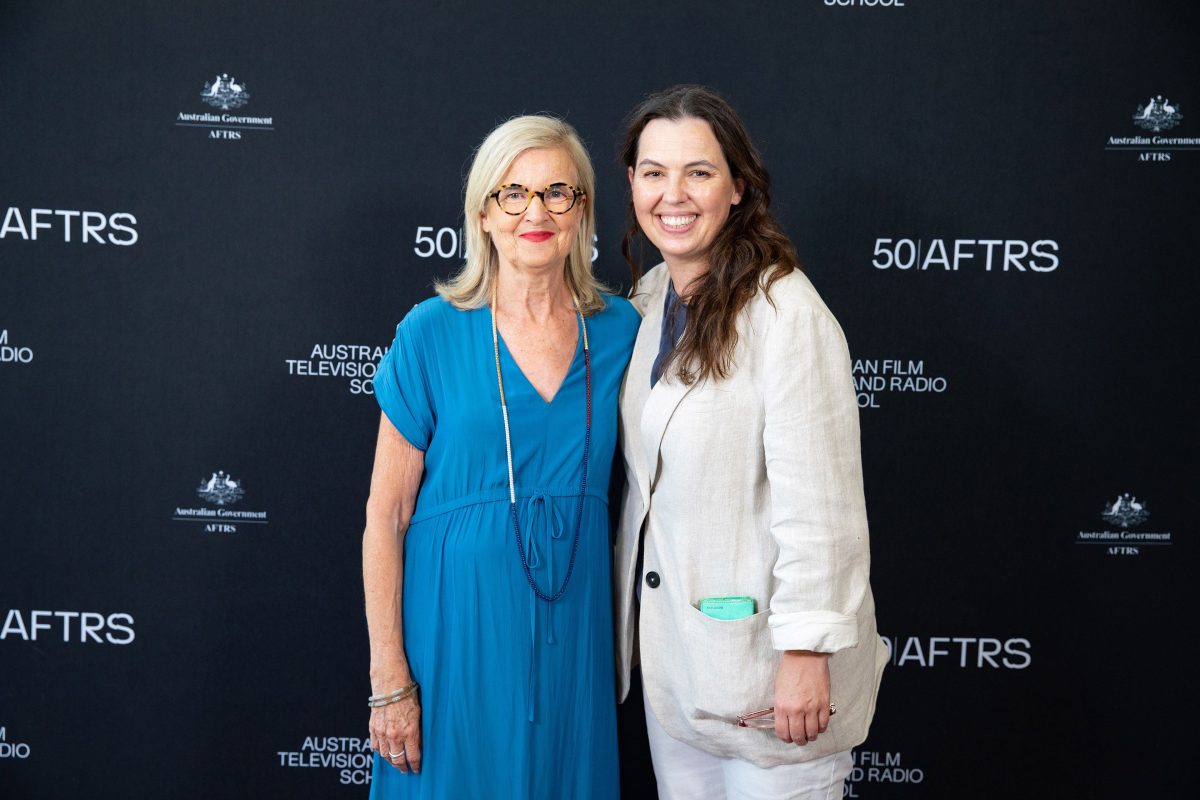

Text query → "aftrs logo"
[173,469,268,532]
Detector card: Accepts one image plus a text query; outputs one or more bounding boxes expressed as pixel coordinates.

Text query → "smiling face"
[482,147,584,278]
[629,116,744,275]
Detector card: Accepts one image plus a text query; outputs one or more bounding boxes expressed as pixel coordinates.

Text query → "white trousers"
[644,691,852,800]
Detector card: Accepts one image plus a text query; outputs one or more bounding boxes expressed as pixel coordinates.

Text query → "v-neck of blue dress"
[494,310,583,406]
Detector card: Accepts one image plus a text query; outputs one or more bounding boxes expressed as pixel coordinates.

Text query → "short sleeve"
[373,307,435,451]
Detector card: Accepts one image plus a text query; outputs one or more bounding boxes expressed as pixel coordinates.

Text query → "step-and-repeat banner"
[2,2,1194,797]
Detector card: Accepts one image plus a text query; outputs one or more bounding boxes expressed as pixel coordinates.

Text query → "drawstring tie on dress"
[524,490,566,721]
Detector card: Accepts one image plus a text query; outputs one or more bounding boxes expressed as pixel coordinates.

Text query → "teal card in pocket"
[698,596,756,620]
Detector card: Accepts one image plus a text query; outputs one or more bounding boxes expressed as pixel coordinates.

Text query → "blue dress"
[370,294,639,799]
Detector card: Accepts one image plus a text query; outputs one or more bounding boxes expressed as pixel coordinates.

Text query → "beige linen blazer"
[614,263,888,767]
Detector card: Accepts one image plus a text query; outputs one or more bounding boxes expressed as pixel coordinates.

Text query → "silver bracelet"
[367,682,419,708]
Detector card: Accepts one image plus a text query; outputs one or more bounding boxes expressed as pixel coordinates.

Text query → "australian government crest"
[197,470,244,505]
[201,73,250,110]
[1075,492,1172,556]
[1106,94,1195,161]
[1100,492,1149,529]
[171,468,269,533]
[175,72,275,140]
[1131,95,1181,132]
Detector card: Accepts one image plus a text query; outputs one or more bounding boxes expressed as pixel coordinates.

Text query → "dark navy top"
[650,279,687,387]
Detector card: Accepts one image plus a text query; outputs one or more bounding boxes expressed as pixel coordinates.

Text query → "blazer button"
[645,571,661,588]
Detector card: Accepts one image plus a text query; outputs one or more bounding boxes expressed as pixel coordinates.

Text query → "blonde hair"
[436,115,607,314]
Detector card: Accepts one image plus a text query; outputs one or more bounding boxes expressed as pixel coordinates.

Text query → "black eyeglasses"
[488,183,583,215]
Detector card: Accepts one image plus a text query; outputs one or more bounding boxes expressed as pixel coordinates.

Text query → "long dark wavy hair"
[620,85,801,385]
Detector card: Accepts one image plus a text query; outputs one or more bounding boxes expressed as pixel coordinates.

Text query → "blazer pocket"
[679,603,776,724]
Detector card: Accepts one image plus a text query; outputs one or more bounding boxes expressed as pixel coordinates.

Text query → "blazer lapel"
[623,291,660,505]
[640,374,695,492]
[631,267,697,494]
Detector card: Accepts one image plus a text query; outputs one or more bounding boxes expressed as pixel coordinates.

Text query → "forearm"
[363,512,412,692]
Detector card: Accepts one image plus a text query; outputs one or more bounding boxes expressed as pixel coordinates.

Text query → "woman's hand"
[370,694,422,773]
[772,650,832,745]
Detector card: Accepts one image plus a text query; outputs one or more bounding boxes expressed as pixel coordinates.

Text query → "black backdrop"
[2,1,1196,797]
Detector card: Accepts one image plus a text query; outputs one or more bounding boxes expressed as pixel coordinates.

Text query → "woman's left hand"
[772,650,833,745]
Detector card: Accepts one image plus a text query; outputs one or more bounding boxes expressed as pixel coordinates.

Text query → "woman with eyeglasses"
[362,115,638,799]
[613,85,888,799]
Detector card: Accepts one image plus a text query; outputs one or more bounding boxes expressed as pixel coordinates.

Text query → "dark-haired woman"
[612,85,887,799]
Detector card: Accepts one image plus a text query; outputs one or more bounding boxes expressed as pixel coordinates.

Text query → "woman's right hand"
[370,694,422,774]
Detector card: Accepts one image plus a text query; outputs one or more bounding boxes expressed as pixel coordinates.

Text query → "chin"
[517,257,568,272]
[661,245,700,263]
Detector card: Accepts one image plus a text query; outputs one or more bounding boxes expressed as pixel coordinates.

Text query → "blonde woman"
[362,116,638,798]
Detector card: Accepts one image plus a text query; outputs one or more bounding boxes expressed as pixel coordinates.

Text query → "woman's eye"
[546,188,568,201]
[690,170,711,178]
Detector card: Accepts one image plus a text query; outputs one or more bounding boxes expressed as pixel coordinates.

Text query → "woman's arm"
[363,412,425,773]
[759,301,871,746]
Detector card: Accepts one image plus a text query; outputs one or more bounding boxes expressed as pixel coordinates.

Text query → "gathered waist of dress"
[409,486,608,526]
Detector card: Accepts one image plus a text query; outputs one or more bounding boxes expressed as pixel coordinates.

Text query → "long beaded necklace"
[490,288,592,602]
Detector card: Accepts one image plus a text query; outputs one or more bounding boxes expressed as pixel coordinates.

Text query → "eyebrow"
[498,180,575,188]
[636,158,720,170]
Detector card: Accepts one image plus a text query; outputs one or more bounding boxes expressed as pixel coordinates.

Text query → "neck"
[495,262,573,322]
[664,259,709,300]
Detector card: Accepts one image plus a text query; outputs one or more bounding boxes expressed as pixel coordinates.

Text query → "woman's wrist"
[369,661,413,694]
[367,681,419,708]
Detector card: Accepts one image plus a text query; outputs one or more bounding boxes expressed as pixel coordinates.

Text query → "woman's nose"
[524,194,550,221]
[663,175,687,204]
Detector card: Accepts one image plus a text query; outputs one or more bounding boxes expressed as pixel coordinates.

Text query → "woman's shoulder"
[397,295,472,333]
[595,292,642,339]
[746,268,852,356]
[600,292,639,320]
[628,263,670,315]
[753,268,838,324]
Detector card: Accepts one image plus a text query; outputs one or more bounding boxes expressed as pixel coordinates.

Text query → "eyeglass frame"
[487,183,584,216]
